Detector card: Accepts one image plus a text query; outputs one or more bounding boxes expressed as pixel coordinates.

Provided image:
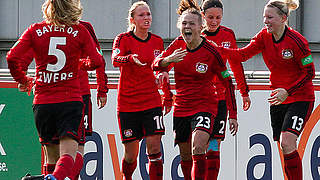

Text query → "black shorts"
[210,100,227,140]
[118,107,164,143]
[173,112,214,144]
[270,101,314,141]
[33,101,84,145]
[79,94,93,145]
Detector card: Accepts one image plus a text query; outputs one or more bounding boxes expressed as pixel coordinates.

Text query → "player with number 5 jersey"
[7,22,103,105]
[6,0,103,180]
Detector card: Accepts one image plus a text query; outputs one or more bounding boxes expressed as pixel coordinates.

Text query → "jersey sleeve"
[83,22,108,96]
[223,29,265,64]
[80,28,104,71]
[286,43,315,96]
[211,49,237,119]
[20,49,34,71]
[227,31,250,97]
[154,39,173,101]
[111,33,134,67]
[96,57,108,97]
[6,25,34,84]
[152,38,181,72]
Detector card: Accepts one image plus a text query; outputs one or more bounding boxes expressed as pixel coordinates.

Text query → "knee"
[192,142,206,155]
[146,136,161,154]
[280,133,297,153]
[147,143,161,155]
[124,155,137,163]
[180,151,192,161]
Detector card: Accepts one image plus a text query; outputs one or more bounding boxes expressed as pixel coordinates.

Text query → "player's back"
[9,21,95,104]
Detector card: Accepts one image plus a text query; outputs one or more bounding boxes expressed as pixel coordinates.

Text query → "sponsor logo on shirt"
[301,55,313,66]
[154,50,161,58]
[112,48,121,58]
[124,129,133,137]
[196,62,208,73]
[222,42,231,48]
[282,49,293,59]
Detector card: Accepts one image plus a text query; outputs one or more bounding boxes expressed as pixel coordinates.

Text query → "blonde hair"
[266,0,299,17]
[42,0,83,26]
[127,1,150,32]
[177,0,202,29]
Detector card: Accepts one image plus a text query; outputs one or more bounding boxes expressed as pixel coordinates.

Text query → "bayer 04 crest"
[282,49,293,59]
[196,62,208,73]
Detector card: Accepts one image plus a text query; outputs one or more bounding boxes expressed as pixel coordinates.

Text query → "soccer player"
[67,20,108,180]
[18,21,108,180]
[111,1,172,180]
[222,0,314,179]
[200,0,250,179]
[152,1,237,179]
[6,0,104,180]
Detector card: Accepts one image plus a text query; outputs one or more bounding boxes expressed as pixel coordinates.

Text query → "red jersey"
[226,26,315,103]
[78,21,108,97]
[19,21,109,97]
[112,31,163,112]
[7,21,103,104]
[202,26,249,100]
[153,36,237,119]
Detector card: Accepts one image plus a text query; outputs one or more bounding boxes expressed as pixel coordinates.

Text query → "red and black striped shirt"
[153,36,237,119]
[225,26,315,103]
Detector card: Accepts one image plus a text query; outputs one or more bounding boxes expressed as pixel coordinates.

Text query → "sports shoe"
[44,174,57,180]
[21,173,44,180]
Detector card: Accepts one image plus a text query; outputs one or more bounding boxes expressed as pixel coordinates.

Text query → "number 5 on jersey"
[47,37,66,72]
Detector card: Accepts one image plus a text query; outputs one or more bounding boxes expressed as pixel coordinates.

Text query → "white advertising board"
[81,89,320,180]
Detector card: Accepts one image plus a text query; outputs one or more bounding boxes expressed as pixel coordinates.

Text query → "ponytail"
[177,0,200,15]
[266,0,299,17]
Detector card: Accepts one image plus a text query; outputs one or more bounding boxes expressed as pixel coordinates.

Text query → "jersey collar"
[202,26,220,36]
[130,31,151,42]
[272,26,288,44]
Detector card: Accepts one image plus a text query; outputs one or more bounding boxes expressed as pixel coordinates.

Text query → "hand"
[162,98,173,116]
[165,48,187,63]
[97,96,107,109]
[268,88,288,105]
[18,83,29,92]
[229,119,238,136]
[132,54,146,66]
[242,96,251,111]
[156,71,169,88]
[18,76,34,96]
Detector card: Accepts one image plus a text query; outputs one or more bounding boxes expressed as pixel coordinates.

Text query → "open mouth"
[184,29,192,38]
[144,21,150,26]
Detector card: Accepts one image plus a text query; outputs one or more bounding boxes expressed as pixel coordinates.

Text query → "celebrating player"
[111,1,172,180]
[7,0,104,180]
[222,1,314,179]
[152,0,237,179]
[200,0,250,179]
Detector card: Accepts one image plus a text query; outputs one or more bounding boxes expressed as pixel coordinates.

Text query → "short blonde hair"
[42,0,83,26]
[127,1,149,32]
[266,0,299,17]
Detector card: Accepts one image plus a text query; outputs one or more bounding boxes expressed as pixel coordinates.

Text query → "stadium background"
[0,0,320,179]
